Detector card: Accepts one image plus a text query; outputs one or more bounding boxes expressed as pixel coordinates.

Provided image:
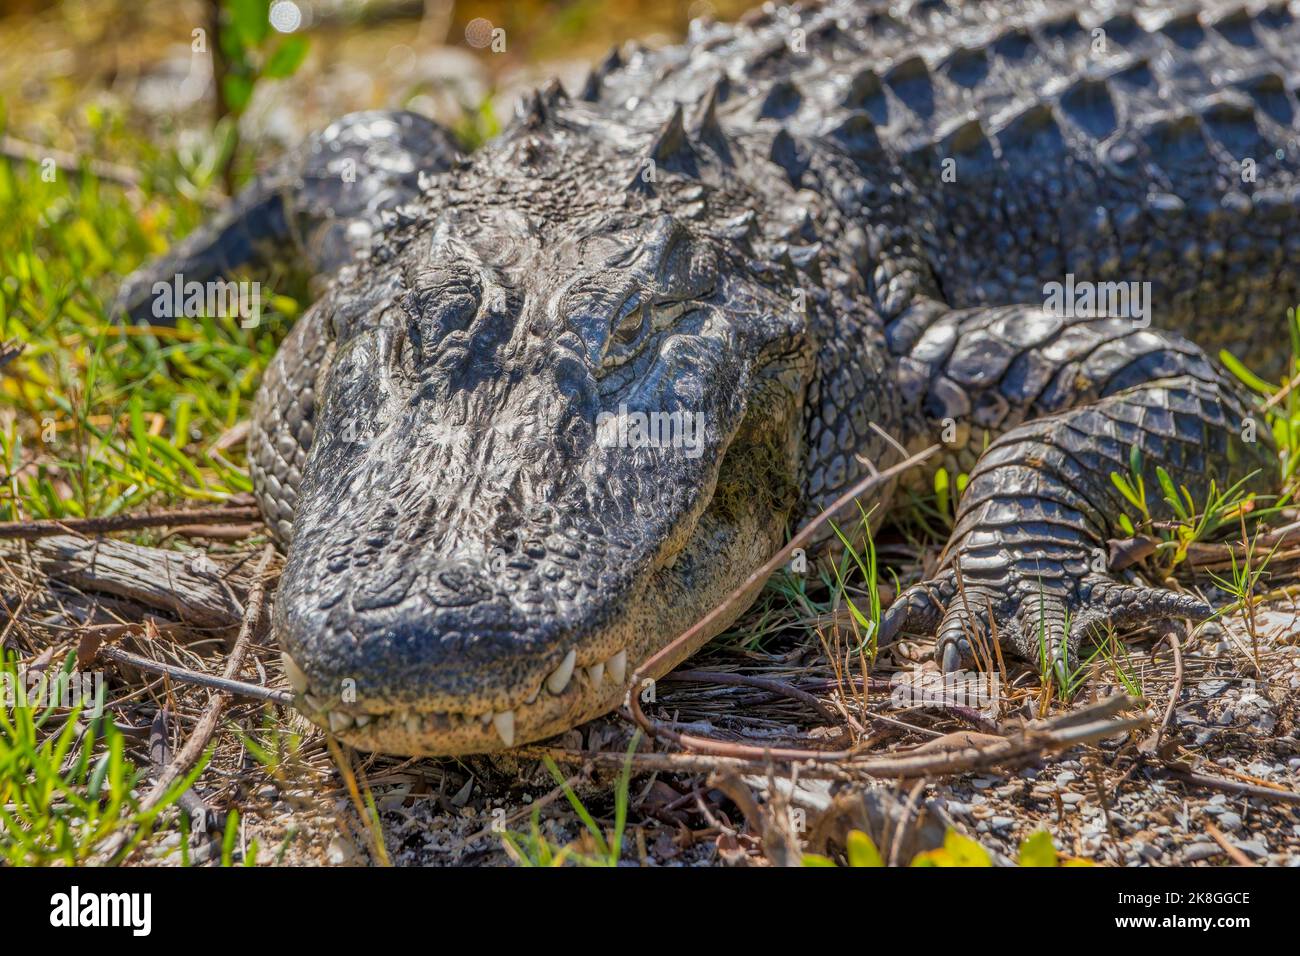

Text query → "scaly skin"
[117,0,1299,754]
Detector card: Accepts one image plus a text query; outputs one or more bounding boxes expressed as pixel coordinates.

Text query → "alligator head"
[276,94,816,753]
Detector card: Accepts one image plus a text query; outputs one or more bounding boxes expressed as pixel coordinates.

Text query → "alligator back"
[586,0,1300,372]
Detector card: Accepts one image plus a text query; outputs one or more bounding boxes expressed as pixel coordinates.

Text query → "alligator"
[116,0,1300,755]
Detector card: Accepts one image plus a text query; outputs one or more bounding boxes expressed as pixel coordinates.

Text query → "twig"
[1204,821,1256,867]
[1262,369,1300,411]
[97,643,292,704]
[149,708,221,833]
[887,779,927,868]
[0,506,262,540]
[516,743,853,779]
[0,134,142,188]
[664,669,838,722]
[1140,625,1184,755]
[597,697,1146,779]
[1159,765,1300,805]
[1182,518,1300,568]
[97,544,274,862]
[5,534,250,628]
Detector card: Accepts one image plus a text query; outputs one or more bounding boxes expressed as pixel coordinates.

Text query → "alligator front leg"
[113,110,460,322]
[882,305,1277,681]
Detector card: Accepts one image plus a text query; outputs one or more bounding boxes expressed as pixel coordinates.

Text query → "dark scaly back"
[583,0,1300,376]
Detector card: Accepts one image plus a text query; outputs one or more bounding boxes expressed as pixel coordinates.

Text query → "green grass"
[500,736,638,867]
[1221,305,1300,485]
[1108,444,1273,578]
[1206,525,1280,673]
[0,652,205,865]
[828,502,886,657]
[0,118,305,523]
[0,52,305,866]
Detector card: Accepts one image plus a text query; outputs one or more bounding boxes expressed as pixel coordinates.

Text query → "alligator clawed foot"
[881,569,1211,685]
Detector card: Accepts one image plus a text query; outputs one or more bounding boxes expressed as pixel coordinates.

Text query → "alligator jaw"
[272,247,809,756]
[284,427,787,756]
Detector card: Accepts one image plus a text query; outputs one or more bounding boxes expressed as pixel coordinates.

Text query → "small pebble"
[1137,843,1163,863]
[1234,839,1268,859]
[1199,679,1230,697]
[1184,843,1222,862]
[327,835,357,865]
[1218,811,1243,831]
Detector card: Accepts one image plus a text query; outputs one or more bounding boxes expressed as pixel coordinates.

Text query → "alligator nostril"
[403,270,483,364]
[351,563,417,612]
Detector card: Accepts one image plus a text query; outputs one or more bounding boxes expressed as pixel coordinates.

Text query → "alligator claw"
[883,569,1212,684]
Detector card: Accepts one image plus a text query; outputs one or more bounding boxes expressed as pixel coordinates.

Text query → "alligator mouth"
[280,421,792,756]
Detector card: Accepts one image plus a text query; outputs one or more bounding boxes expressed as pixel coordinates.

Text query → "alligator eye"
[612,294,645,346]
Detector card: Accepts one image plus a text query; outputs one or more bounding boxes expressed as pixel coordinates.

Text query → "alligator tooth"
[281,652,308,693]
[492,710,516,747]
[405,713,422,735]
[546,649,577,695]
[524,684,541,704]
[607,650,627,685]
[328,711,354,733]
[480,711,493,726]
[587,662,605,687]
[354,714,371,728]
